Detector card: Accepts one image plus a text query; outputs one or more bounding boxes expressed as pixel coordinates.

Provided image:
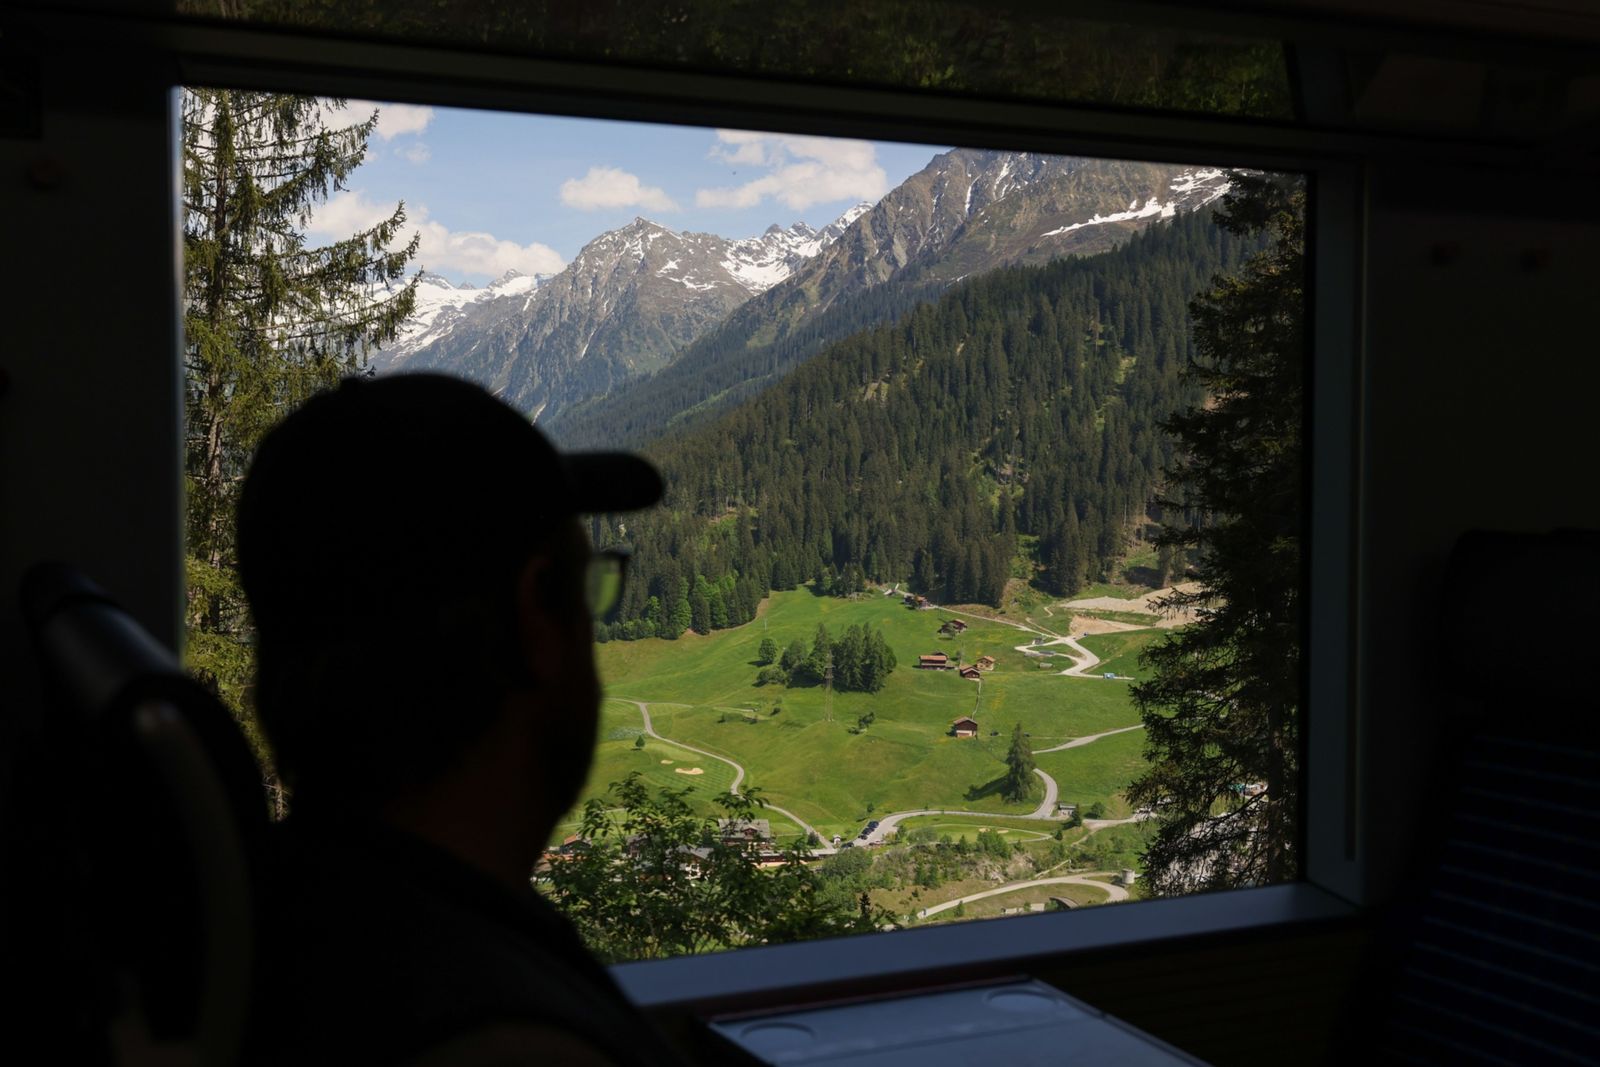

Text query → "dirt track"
[1061,583,1200,628]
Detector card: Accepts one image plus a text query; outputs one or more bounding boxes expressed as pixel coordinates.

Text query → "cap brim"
[562,452,665,513]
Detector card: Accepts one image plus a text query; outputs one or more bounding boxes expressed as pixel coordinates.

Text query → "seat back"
[17,562,268,1067]
[1362,531,1600,1063]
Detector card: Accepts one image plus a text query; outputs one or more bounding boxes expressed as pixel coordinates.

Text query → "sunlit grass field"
[561,588,1149,841]
[1076,629,1165,681]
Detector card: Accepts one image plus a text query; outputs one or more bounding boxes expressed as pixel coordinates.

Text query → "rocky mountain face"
[547,150,1229,448]
[375,207,868,421]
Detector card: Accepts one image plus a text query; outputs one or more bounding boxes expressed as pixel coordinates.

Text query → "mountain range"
[376,148,1230,439]
[373,206,869,419]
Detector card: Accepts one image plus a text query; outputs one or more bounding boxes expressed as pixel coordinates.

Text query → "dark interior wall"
[1356,165,1600,903]
[0,45,182,721]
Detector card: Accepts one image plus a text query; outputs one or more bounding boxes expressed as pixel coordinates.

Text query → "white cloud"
[307,191,565,280]
[342,99,435,141]
[559,166,679,213]
[396,141,432,164]
[698,130,888,211]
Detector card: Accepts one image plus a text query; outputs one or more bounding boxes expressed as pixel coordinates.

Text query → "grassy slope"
[1035,727,1150,819]
[1077,629,1166,681]
[575,589,1144,839]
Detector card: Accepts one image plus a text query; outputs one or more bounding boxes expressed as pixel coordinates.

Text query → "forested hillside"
[548,152,1227,449]
[596,209,1263,641]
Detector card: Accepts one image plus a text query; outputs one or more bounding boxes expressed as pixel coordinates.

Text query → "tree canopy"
[1126,172,1304,895]
[540,774,885,962]
[182,89,418,767]
[1001,723,1037,802]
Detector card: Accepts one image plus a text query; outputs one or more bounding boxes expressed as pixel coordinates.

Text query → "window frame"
[36,4,1375,1010]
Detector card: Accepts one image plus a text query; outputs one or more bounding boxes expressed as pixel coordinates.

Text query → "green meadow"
[1077,629,1165,681]
[1036,727,1151,819]
[565,589,1147,841]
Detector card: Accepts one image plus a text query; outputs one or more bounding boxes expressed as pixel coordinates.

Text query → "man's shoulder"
[251,820,676,1067]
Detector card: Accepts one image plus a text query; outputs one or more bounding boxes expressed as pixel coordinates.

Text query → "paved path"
[1034,723,1146,755]
[917,873,1130,918]
[1028,766,1058,818]
[856,767,1059,845]
[615,699,827,846]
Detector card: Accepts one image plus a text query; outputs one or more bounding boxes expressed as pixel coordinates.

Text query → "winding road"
[917,873,1130,918]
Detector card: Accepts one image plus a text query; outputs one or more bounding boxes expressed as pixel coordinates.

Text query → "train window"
[179,89,1308,964]
[170,1,1293,121]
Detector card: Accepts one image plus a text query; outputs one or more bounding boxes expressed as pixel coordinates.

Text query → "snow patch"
[1041,197,1172,237]
[1169,168,1227,196]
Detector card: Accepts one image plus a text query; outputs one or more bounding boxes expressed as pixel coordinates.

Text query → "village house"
[917,652,950,670]
[716,817,773,848]
[939,618,968,635]
[536,833,590,875]
[975,655,996,671]
[950,716,980,738]
[959,664,982,681]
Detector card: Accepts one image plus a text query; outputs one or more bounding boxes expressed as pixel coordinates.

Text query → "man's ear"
[514,553,567,686]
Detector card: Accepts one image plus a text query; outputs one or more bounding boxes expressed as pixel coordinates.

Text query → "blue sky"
[305,101,949,285]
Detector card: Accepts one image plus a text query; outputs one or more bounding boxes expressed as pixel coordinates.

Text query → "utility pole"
[824,649,835,723]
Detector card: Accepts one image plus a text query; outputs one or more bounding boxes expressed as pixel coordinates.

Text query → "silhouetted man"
[237,373,679,1066]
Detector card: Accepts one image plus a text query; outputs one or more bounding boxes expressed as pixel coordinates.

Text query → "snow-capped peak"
[820,202,872,242]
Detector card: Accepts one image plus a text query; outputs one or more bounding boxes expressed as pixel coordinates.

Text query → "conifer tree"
[1127,173,1304,894]
[1001,723,1036,802]
[182,89,419,758]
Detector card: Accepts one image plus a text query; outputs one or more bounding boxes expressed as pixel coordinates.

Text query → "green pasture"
[592,589,1147,839]
[1077,822,1156,875]
[1035,727,1151,819]
[579,700,737,800]
[555,701,807,843]
[895,813,1063,838]
[1077,629,1166,681]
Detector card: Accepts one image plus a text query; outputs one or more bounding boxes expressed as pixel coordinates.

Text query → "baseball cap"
[238,372,662,635]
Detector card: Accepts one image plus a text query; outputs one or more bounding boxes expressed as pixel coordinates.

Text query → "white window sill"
[611,882,1359,1010]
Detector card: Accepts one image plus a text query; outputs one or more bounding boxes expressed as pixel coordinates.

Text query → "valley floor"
[553,583,1185,921]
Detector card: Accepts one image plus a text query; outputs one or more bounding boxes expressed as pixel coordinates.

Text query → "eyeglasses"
[584,547,630,621]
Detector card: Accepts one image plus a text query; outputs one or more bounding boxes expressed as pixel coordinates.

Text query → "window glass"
[180,91,1304,961]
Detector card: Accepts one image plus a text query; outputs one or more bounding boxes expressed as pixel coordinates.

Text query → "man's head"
[237,372,661,813]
